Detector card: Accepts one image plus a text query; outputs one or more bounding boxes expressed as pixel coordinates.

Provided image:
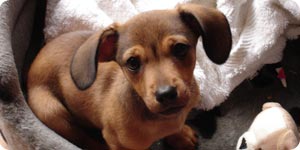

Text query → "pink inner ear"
[98,34,118,62]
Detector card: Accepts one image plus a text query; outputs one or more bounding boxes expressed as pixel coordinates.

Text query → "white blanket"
[45,0,300,110]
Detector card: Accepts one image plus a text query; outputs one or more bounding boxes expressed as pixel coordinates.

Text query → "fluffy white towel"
[44,0,216,41]
[196,0,300,109]
[44,0,300,110]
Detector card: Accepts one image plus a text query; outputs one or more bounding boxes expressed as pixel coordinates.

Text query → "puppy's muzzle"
[155,85,186,115]
[155,85,178,105]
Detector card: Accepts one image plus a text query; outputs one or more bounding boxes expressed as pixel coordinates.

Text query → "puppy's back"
[27,31,92,87]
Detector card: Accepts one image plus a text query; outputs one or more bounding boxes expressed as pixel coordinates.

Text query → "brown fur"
[27,4,231,150]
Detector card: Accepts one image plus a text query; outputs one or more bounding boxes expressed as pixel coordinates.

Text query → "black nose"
[155,86,178,104]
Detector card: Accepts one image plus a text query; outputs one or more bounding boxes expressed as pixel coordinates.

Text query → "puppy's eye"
[172,43,190,59]
[126,57,141,72]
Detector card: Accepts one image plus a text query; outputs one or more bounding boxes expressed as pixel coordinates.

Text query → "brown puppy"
[27,4,232,150]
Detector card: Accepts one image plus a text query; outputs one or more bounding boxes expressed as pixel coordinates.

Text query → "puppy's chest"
[114,118,183,148]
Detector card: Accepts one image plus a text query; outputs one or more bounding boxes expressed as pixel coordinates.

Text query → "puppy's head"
[71,4,232,116]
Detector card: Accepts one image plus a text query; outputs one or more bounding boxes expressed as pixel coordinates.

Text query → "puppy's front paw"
[165,125,199,150]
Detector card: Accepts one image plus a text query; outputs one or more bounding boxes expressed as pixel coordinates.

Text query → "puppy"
[27,4,232,150]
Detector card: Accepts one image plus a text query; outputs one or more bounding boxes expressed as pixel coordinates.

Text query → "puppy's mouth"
[158,105,185,116]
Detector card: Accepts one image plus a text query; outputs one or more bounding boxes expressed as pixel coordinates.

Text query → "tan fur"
[27,4,231,150]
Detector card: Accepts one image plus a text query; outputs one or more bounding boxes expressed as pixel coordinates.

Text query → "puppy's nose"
[155,86,178,104]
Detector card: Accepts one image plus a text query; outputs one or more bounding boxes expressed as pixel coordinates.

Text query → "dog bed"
[0,0,300,150]
[0,0,79,149]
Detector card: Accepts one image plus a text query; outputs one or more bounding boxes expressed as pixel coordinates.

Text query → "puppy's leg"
[164,125,199,150]
[28,87,107,150]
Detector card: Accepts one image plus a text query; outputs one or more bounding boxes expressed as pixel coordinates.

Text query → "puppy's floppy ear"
[71,25,119,90]
[177,4,232,64]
